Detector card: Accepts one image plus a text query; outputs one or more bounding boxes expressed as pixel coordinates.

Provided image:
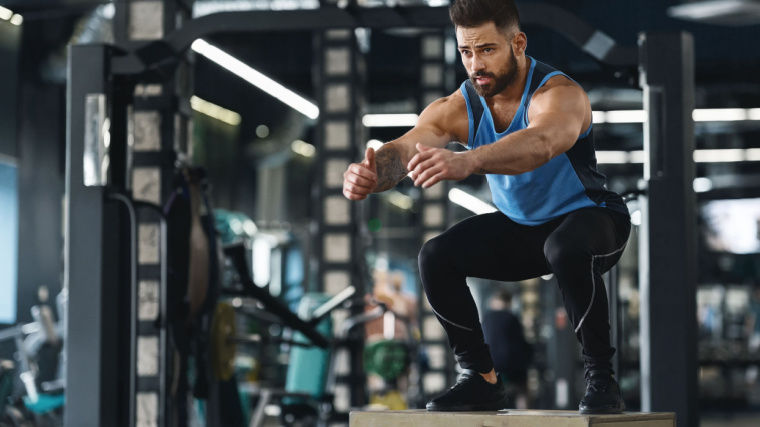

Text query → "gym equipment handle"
[224,242,330,348]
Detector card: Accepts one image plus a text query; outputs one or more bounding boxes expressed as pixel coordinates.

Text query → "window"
[0,160,18,324]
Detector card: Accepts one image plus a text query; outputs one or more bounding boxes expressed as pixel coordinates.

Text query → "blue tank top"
[460,57,628,225]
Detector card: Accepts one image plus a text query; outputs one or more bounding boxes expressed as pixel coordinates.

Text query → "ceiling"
[6,0,760,168]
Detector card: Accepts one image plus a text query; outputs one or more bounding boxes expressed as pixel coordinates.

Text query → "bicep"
[527,83,590,154]
[386,98,463,164]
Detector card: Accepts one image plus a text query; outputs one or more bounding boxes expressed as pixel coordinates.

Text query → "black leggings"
[418,207,631,374]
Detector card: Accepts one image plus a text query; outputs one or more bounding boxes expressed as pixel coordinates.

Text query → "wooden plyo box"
[349,409,676,427]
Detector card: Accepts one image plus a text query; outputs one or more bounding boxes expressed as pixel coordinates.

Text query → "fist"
[343,147,378,201]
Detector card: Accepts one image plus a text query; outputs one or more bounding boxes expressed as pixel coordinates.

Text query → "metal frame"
[66,43,124,427]
[638,32,697,426]
[415,30,457,403]
[312,27,369,410]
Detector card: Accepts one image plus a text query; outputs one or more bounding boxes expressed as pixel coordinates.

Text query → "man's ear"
[512,32,527,55]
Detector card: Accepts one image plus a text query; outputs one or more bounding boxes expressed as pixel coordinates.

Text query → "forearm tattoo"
[374,146,408,193]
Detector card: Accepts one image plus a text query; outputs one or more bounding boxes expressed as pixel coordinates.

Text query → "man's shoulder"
[432,89,468,111]
[530,74,588,111]
[421,90,469,128]
[542,73,578,89]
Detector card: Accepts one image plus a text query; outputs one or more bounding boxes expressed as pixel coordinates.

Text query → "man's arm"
[373,116,452,192]
[467,80,590,175]
[408,77,590,188]
[343,94,465,200]
[372,144,408,193]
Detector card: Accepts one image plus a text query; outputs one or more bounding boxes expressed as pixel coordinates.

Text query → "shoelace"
[586,377,611,393]
[449,373,476,391]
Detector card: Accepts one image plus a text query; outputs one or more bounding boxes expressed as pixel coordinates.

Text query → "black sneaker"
[426,370,508,412]
[578,369,626,414]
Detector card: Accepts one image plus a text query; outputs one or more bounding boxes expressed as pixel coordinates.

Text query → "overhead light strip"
[595,108,760,124]
[191,39,319,120]
[291,139,316,157]
[596,149,760,164]
[362,114,419,127]
[693,108,747,122]
[388,191,414,210]
[0,6,13,21]
[190,96,242,126]
[667,0,760,24]
[0,6,22,25]
[193,0,320,18]
[364,108,760,127]
[448,188,498,215]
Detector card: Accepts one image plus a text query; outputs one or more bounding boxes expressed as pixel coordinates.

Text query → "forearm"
[374,143,410,193]
[465,128,556,176]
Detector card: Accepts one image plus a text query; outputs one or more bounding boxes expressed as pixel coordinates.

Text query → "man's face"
[456,22,520,98]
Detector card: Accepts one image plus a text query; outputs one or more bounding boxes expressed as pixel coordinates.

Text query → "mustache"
[472,72,495,78]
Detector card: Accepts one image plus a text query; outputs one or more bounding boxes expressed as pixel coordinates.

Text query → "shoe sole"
[426,397,508,412]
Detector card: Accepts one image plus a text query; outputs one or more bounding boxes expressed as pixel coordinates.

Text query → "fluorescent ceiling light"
[193,0,319,17]
[0,6,12,21]
[592,108,760,124]
[362,108,760,128]
[192,39,319,120]
[592,111,606,124]
[596,149,760,164]
[748,109,760,120]
[9,14,22,26]
[693,177,713,193]
[693,108,747,121]
[388,191,414,210]
[628,150,645,164]
[291,139,316,157]
[448,188,497,215]
[595,150,642,165]
[746,148,760,161]
[667,0,760,26]
[595,151,629,164]
[362,114,419,128]
[605,110,647,124]
[366,139,384,150]
[694,149,745,163]
[670,0,753,19]
[190,95,242,125]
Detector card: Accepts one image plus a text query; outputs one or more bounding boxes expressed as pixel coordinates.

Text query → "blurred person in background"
[482,289,532,409]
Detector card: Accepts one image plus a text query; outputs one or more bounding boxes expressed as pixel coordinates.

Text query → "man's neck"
[485,56,530,107]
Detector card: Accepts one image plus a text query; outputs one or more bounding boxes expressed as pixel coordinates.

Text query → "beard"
[470,48,519,97]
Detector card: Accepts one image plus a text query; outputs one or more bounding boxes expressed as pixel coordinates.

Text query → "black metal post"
[65,43,126,427]
[638,32,698,427]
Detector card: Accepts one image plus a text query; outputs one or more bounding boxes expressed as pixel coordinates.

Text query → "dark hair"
[449,0,521,32]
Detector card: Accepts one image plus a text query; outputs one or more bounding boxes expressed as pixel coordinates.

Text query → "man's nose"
[470,55,485,73]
